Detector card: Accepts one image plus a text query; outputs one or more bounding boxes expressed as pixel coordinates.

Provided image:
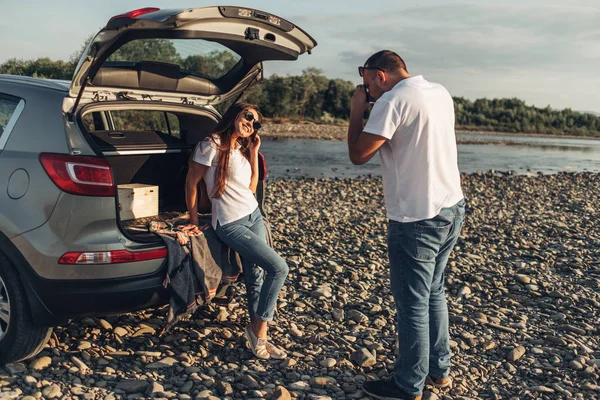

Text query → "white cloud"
[1,0,598,111]
[282,1,600,111]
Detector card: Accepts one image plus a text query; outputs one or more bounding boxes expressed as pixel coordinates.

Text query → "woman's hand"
[249,133,261,154]
[180,223,201,235]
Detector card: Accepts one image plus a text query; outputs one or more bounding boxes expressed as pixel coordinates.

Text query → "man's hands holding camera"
[351,84,370,116]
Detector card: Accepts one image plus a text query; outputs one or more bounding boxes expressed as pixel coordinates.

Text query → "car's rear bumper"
[2,229,168,327]
[23,268,168,325]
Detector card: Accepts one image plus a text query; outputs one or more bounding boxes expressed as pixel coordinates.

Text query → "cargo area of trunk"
[81,108,219,242]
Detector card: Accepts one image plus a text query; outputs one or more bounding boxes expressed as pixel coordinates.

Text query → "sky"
[1,0,599,113]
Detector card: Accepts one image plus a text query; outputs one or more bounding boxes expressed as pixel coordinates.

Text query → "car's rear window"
[105,38,242,80]
[82,110,180,137]
[112,110,180,136]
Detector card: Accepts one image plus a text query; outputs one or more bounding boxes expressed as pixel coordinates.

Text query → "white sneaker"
[244,324,270,360]
[266,341,287,359]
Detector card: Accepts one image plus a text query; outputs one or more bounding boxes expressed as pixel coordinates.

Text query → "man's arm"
[347,85,388,165]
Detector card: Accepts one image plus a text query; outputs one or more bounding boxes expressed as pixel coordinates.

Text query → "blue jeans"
[215,207,289,322]
[388,199,465,397]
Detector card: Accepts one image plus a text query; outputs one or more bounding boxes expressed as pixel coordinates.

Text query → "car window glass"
[81,113,96,132]
[105,38,242,80]
[111,110,180,136]
[167,113,180,137]
[0,97,20,139]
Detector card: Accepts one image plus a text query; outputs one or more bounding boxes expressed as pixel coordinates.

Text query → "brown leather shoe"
[425,375,452,389]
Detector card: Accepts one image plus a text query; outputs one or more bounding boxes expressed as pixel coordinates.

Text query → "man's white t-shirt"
[363,75,464,223]
[193,137,258,228]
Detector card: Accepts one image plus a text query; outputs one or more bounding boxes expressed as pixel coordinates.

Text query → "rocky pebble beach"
[1,172,599,400]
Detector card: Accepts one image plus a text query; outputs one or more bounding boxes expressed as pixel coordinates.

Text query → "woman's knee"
[272,258,289,277]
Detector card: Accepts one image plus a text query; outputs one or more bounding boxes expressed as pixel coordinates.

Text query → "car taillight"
[107,7,161,25]
[59,248,167,265]
[40,153,115,197]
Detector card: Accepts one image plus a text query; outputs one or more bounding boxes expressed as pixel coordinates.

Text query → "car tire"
[0,252,53,364]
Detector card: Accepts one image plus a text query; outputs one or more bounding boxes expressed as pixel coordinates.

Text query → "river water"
[259,134,600,179]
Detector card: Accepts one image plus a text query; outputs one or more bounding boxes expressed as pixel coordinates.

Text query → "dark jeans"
[388,199,465,397]
[215,207,289,322]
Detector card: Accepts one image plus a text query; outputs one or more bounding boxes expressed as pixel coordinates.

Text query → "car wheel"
[0,252,52,364]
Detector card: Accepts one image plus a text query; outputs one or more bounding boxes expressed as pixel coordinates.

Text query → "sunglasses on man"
[243,110,262,131]
[358,66,386,77]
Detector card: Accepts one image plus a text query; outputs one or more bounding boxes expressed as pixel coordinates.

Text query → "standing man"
[348,50,465,400]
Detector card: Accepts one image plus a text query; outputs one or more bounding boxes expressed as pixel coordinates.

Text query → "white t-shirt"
[363,75,464,223]
[192,137,258,228]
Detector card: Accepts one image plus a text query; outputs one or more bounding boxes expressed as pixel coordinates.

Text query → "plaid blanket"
[150,216,242,334]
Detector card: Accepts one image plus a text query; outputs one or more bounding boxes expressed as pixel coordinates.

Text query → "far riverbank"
[259,123,600,145]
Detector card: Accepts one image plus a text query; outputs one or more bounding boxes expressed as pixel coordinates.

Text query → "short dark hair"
[364,50,408,73]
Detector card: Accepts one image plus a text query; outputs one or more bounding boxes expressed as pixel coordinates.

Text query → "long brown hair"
[209,103,262,198]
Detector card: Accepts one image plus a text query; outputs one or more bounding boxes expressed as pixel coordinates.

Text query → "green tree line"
[242,67,355,124]
[241,73,600,137]
[1,42,599,137]
[453,97,600,137]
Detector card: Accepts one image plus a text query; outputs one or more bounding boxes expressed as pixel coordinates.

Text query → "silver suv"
[0,6,316,363]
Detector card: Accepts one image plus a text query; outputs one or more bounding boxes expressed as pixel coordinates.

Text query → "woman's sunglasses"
[243,110,262,131]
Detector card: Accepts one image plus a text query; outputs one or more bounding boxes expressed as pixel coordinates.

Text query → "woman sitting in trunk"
[184,103,288,360]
